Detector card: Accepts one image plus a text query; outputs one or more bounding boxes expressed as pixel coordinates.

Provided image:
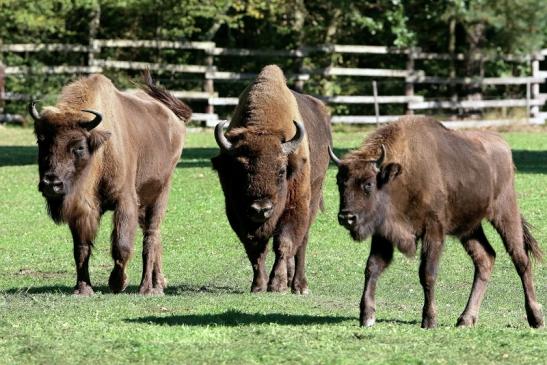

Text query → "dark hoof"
[139,285,164,295]
[526,305,545,328]
[421,317,437,329]
[109,267,128,294]
[267,280,288,293]
[251,283,267,293]
[73,282,94,296]
[456,314,477,327]
[291,282,309,295]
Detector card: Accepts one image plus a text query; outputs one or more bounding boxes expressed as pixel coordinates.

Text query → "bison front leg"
[360,235,394,327]
[69,218,99,296]
[268,234,292,293]
[244,241,269,292]
[419,226,444,329]
[109,196,138,294]
[291,232,309,295]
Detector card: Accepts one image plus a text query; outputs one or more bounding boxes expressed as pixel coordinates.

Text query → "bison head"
[30,102,110,221]
[211,121,305,235]
[329,145,402,241]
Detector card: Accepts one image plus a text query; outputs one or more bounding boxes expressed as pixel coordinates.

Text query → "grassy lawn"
[0,125,545,364]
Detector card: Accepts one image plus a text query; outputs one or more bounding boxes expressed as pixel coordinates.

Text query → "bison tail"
[522,216,543,262]
[141,69,192,123]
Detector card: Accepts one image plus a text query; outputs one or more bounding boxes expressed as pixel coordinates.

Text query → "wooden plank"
[191,113,219,121]
[440,118,543,129]
[206,71,256,80]
[2,92,30,101]
[93,59,207,73]
[323,95,424,104]
[5,65,103,75]
[124,89,218,99]
[324,67,415,78]
[209,97,239,105]
[210,48,306,57]
[95,39,215,50]
[410,76,545,85]
[1,43,90,52]
[330,115,405,124]
[331,45,405,55]
[170,91,218,99]
[409,98,545,110]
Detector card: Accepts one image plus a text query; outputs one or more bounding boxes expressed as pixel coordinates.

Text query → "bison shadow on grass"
[3,283,244,295]
[126,309,353,326]
[1,146,546,174]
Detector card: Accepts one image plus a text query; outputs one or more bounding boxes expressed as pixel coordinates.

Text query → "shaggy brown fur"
[212,65,331,294]
[331,116,544,328]
[33,71,191,295]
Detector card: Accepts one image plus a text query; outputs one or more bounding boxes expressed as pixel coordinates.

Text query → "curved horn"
[281,121,305,155]
[214,120,233,153]
[79,109,103,130]
[376,144,386,167]
[328,145,341,167]
[28,100,41,121]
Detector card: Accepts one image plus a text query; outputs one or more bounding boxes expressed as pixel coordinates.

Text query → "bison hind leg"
[456,225,495,327]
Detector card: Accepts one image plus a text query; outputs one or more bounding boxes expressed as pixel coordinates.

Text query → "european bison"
[212,65,331,294]
[329,116,544,328]
[30,71,191,295]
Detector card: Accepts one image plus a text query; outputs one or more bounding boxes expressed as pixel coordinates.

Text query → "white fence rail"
[1,40,546,127]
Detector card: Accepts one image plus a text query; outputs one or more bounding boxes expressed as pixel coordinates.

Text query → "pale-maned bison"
[212,65,331,294]
[329,116,544,328]
[30,70,191,295]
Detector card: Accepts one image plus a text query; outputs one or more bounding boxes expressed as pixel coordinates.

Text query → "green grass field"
[0,125,545,364]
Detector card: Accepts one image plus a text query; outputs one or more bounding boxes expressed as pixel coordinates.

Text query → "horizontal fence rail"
[1,40,546,127]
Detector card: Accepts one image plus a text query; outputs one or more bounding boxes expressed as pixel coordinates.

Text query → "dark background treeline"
[1,0,546,118]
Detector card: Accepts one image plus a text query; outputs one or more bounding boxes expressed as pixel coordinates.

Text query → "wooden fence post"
[530,55,540,119]
[204,52,215,125]
[405,48,415,115]
[0,63,5,116]
[372,80,379,128]
[88,4,100,67]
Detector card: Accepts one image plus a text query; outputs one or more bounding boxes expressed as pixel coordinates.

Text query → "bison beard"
[330,116,544,329]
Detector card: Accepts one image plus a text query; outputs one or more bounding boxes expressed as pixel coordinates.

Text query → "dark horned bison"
[212,65,331,294]
[329,116,544,328]
[30,71,191,295]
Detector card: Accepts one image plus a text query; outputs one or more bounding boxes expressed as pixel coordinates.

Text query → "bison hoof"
[251,284,267,293]
[526,303,544,328]
[421,317,437,329]
[456,314,477,327]
[73,282,94,296]
[139,285,164,295]
[361,318,376,327]
[291,285,309,295]
[109,268,128,294]
[267,281,288,293]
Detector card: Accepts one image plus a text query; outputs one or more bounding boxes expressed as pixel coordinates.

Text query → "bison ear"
[211,154,224,171]
[378,163,402,188]
[88,130,111,152]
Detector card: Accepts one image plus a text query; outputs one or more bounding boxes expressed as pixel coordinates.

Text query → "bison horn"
[79,109,103,130]
[281,121,305,155]
[214,120,233,153]
[328,145,341,167]
[376,144,386,168]
[29,100,41,121]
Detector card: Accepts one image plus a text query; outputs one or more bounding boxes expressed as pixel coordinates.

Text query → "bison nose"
[41,173,65,196]
[249,200,274,222]
[338,212,357,228]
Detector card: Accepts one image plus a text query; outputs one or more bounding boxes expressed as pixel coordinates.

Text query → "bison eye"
[362,181,375,193]
[73,144,86,157]
[278,168,286,177]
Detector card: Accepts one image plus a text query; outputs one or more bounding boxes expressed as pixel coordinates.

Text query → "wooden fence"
[1,40,546,128]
